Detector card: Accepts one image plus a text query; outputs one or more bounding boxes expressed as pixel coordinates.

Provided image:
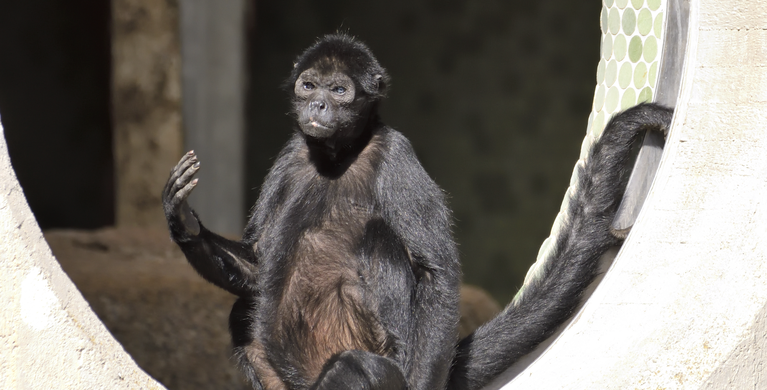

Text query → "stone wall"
[0,120,164,390]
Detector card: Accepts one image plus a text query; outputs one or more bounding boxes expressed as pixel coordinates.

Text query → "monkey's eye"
[332,86,347,95]
[302,82,315,90]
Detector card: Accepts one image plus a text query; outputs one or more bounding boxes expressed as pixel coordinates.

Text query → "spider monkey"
[162,33,673,390]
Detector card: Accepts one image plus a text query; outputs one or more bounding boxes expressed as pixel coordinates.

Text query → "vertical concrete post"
[179,0,247,236]
[111,0,183,228]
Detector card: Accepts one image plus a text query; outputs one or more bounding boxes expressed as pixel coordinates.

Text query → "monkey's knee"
[311,350,406,390]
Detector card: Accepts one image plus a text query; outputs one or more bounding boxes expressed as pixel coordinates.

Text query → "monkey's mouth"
[308,120,332,131]
[301,120,335,138]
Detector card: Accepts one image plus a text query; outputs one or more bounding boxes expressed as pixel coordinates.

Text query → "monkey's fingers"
[172,178,199,208]
[170,151,198,179]
[170,161,201,196]
[175,150,196,169]
[164,151,198,199]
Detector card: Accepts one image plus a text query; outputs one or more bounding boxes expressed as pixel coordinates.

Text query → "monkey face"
[293,66,365,140]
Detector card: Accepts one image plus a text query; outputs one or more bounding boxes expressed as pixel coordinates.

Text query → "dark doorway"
[0,0,114,229]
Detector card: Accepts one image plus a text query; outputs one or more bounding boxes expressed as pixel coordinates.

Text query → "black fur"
[287,34,390,99]
[161,33,673,390]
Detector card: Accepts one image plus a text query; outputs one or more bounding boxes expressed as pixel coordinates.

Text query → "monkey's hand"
[162,150,201,237]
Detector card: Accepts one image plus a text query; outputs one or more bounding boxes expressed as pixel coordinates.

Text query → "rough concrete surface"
[44,228,249,390]
[0,121,165,388]
[501,0,767,388]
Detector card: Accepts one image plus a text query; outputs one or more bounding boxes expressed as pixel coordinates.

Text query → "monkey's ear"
[374,74,386,94]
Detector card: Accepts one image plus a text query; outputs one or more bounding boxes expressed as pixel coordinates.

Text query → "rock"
[46,228,248,390]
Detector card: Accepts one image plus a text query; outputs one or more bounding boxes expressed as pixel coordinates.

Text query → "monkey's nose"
[310,101,327,111]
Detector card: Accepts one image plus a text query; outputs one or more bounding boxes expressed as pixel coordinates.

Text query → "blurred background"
[0,0,600,303]
[0,1,600,388]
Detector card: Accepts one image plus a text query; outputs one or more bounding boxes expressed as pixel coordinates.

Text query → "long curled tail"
[448,103,674,390]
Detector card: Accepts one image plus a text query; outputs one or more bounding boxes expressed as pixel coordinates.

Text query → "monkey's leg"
[162,151,258,296]
[310,351,407,390]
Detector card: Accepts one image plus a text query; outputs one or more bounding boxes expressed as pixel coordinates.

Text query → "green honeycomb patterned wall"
[518,0,667,292]
[590,0,665,143]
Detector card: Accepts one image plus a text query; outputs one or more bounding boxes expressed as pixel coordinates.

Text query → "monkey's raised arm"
[376,129,462,390]
[162,151,258,297]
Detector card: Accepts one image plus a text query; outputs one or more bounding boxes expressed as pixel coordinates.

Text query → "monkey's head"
[288,34,390,144]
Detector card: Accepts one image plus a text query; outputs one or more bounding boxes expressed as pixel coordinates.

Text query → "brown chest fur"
[249,137,393,388]
[278,212,389,379]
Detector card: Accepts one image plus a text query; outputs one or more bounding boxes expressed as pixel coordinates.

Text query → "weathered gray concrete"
[0,119,164,388]
[500,0,767,388]
[179,0,247,236]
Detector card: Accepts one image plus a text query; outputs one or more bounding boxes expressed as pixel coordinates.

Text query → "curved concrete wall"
[0,119,164,388]
[2,0,765,387]
[501,0,767,388]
